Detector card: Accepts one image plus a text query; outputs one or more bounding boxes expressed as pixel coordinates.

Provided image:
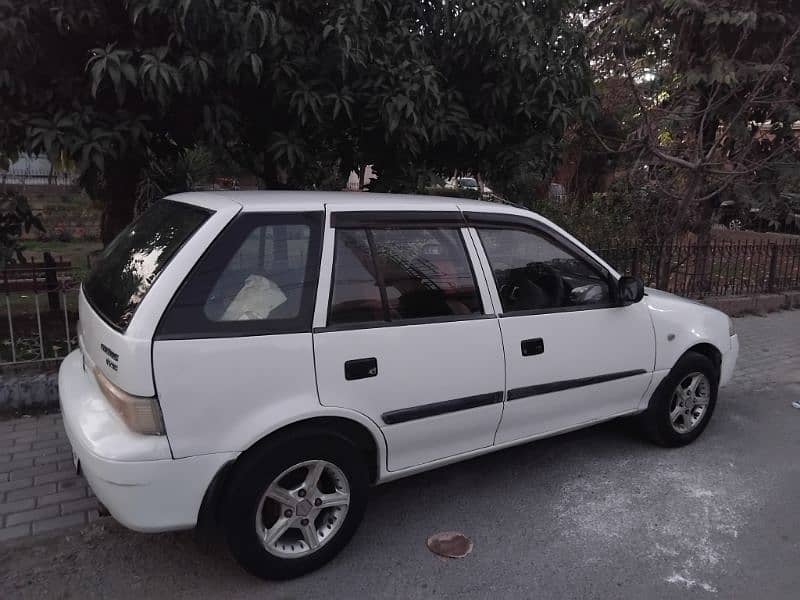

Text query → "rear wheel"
[224,432,368,580]
[640,352,718,447]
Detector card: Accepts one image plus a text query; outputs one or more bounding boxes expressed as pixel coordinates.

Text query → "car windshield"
[459,178,478,188]
[83,200,211,331]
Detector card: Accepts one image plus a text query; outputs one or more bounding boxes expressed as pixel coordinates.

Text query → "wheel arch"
[683,342,722,381]
[642,341,723,413]
[197,414,385,530]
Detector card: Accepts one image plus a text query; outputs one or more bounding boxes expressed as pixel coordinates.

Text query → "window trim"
[467,212,620,316]
[330,210,466,229]
[154,211,324,340]
[324,225,487,331]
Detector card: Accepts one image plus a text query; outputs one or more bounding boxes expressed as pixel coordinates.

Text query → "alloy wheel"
[668,371,711,434]
[255,460,351,559]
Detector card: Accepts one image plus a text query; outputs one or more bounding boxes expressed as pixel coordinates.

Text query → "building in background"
[1,154,77,186]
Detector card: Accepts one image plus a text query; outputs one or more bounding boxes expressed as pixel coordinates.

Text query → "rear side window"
[328,227,482,326]
[204,223,311,322]
[157,212,323,338]
[83,200,211,331]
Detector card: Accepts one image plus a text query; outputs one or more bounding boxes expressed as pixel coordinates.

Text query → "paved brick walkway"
[0,310,798,544]
[0,415,98,541]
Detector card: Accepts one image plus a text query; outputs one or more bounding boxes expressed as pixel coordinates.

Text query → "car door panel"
[314,318,505,471]
[312,208,505,472]
[465,217,656,444]
[496,306,654,444]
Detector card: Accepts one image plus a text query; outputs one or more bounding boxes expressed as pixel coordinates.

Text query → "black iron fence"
[597,240,800,298]
[0,262,80,365]
[0,239,798,365]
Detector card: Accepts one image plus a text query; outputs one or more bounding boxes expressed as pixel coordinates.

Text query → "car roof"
[165,190,537,218]
[164,191,621,278]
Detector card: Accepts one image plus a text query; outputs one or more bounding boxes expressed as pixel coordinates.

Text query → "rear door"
[312,209,505,472]
[466,212,655,444]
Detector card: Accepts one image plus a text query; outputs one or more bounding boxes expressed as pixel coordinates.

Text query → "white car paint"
[644,288,735,373]
[59,350,236,531]
[493,307,655,444]
[59,191,739,533]
[314,319,506,471]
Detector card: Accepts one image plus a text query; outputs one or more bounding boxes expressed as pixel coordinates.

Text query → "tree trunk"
[100,161,142,246]
[654,170,705,291]
[693,196,717,296]
[656,242,674,290]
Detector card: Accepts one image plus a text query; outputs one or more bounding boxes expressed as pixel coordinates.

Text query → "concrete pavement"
[1,310,799,599]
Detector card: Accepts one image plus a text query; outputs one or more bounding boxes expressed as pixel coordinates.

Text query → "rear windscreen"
[83,200,211,331]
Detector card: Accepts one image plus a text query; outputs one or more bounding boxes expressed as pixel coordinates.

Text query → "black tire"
[223,429,369,580]
[640,351,719,447]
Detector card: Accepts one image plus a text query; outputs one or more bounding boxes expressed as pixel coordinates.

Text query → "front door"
[312,211,505,471]
[468,217,655,445]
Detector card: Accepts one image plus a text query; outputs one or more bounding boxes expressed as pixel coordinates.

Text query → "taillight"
[93,367,166,435]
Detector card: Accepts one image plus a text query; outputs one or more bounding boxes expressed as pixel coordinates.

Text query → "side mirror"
[618,276,645,304]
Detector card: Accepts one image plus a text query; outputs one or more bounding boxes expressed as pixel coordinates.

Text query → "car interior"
[495,260,611,312]
[329,228,481,324]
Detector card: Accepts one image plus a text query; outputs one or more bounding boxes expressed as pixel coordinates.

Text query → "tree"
[1,0,204,243]
[1,0,592,244]
[348,1,595,196]
[585,0,800,285]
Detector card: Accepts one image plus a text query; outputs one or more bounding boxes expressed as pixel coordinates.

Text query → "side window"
[372,228,482,320]
[478,227,611,313]
[205,223,310,322]
[329,229,385,324]
[157,212,323,338]
[328,227,482,326]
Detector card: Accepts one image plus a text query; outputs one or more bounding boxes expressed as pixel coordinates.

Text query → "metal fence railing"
[0,170,78,186]
[0,239,798,366]
[597,240,800,298]
[1,265,80,365]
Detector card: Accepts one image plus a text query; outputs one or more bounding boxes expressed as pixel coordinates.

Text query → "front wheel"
[224,432,368,580]
[640,351,718,447]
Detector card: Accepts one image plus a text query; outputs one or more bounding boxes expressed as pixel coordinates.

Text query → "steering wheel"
[499,272,548,311]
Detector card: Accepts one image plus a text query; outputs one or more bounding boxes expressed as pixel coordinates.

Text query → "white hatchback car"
[60,192,739,579]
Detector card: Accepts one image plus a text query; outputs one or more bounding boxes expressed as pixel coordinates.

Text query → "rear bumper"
[59,350,238,532]
[720,334,739,388]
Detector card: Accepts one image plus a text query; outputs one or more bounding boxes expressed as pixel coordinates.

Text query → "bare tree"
[586,0,800,288]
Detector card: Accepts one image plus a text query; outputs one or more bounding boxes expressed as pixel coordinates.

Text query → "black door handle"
[345,357,378,381]
[521,338,544,356]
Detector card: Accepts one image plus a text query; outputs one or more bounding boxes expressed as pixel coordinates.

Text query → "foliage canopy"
[0,0,592,242]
